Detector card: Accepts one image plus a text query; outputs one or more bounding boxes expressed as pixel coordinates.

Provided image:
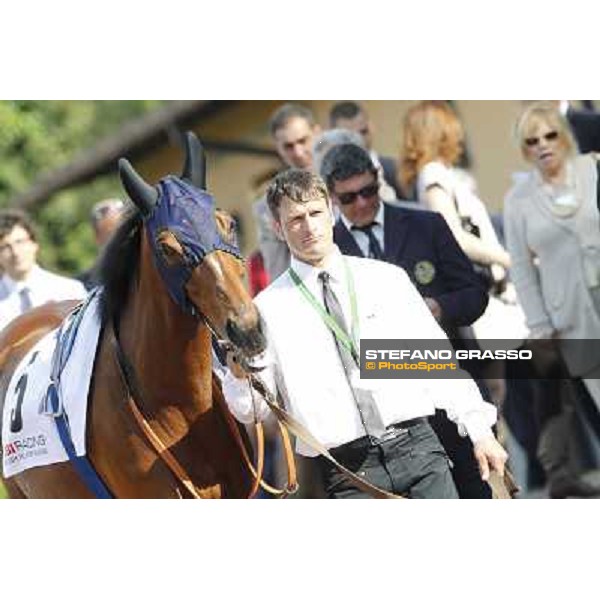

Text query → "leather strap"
[126,391,204,498]
[247,373,518,500]
[213,378,298,498]
[110,326,205,498]
[111,321,296,499]
[247,374,404,499]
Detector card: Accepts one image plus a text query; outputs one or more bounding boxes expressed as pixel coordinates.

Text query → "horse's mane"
[97,207,142,324]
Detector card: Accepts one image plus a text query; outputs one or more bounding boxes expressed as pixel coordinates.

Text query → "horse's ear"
[118,159,158,217]
[181,131,206,189]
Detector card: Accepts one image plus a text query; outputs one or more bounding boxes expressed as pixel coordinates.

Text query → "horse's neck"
[116,273,214,423]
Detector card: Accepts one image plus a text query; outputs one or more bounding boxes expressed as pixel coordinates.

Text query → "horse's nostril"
[225,320,242,346]
[226,318,267,356]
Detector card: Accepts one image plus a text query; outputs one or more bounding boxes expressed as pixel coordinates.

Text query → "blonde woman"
[504,102,600,412]
[503,102,600,495]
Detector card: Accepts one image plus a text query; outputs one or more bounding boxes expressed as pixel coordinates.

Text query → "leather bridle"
[110,319,298,499]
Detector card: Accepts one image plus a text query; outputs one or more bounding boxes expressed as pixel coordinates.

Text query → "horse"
[0,132,266,498]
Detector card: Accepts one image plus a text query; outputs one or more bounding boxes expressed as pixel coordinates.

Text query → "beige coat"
[504,154,600,381]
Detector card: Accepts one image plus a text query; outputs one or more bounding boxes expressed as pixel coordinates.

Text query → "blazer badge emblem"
[414,260,436,285]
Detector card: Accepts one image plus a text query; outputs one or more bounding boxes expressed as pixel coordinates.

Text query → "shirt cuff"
[460,405,497,443]
[221,371,258,424]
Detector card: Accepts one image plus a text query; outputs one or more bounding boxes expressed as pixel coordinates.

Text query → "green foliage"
[0,100,163,275]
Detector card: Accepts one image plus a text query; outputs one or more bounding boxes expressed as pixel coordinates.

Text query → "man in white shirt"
[0,209,87,332]
[223,169,507,499]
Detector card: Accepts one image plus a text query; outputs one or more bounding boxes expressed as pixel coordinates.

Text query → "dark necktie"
[351,223,383,260]
[318,271,386,439]
[19,286,33,313]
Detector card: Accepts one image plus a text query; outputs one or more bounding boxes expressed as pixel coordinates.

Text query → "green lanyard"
[288,258,360,361]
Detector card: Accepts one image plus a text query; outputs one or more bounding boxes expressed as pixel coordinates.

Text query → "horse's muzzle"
[225,316,266,358]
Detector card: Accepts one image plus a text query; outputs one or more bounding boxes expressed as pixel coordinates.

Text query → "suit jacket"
[334,203,488,331]
[567,108,600,154]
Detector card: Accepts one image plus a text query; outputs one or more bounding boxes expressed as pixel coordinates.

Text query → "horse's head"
[118,133,266,360]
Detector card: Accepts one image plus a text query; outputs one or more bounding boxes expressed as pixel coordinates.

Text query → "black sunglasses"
[524,131,559,147]
[336,182,380,205]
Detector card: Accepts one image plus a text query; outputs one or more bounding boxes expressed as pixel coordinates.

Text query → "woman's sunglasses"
[524,131,559,147]
[336,182,380,205]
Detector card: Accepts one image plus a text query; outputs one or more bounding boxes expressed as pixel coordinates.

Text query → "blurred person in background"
[399,101,516,411]
[313,128,366,180]
[559,101,600,154]
[0,209,87,331]
[504,101,600,497]
[400,101,511,282]
[329,101,403,201]
[253,103,321,281]
[79,198,125,290]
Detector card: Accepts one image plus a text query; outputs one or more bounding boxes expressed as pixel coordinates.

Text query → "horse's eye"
[159,243,182,267]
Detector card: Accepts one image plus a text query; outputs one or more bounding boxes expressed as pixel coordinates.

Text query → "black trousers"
[317,419,458,499]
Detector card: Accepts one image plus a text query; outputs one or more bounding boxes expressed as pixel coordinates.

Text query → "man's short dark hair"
[0,209,38,242]
[320,143,377,192]
[329,101,364,128]
[269,103,316,138]
[265,168,328,220]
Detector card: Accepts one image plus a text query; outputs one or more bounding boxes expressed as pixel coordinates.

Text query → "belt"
[330,417,427,458]
[376,417,426,444]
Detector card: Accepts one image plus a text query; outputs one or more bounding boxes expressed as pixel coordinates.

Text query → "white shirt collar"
[339,200,385,233]
[289,245,345,286]
[2,264,43,294]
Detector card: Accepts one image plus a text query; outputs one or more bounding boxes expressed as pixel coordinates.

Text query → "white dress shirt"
[339,201,385,257]
[222,246,496,456]
[0,265,87,331]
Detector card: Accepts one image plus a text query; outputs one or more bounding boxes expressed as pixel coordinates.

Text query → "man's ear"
[272,218,286,242]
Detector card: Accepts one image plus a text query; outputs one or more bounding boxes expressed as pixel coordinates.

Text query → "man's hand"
[424,297,442,321]
[226,350,247,380]
[473,436,508,481]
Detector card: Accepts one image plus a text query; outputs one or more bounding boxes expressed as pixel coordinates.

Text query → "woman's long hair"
[399,101,464,193]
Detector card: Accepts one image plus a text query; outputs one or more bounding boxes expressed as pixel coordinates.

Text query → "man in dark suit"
[329,101,405,200]
[321,143,493,498]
